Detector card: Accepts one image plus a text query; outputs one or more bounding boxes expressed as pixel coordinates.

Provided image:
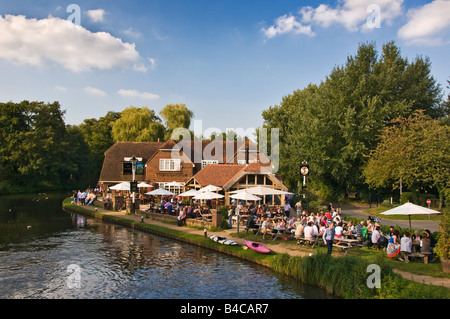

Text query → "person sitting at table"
[276,218,286,229]
[287,217,296,233]
[399,231,412,262]
[261,217,271,240]
[193,206,202,218]
[177,207,187,226]
[366,219,374,232]
[420,232,432,254]
[304,222,315,240]
[334,222,343,244]
[318,221,326,236]
[294,221,305,243]
[246,214,259,234]
[186,205,194,219]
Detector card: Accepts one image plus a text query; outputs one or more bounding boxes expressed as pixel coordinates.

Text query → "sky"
[0,0,449,136]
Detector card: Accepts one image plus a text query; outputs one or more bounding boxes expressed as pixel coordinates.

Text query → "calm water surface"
[0,193,332,299]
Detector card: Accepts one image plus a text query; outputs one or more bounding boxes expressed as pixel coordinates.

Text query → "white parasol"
[179,189,201,197]
[145,188,175,196]
[230,190,262,201]
[193,190,224,200]
[381,202,441,232]
[198,185,222,193]
[109,182,130,191]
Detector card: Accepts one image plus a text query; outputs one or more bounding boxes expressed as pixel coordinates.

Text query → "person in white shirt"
[399,232,412,262]
[304,222,315,239]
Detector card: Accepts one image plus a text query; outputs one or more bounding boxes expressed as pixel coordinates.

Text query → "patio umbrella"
[145,188,175,196]
[193,190,224,200]
[109,182,130,191]
[230,186,290,195]
[230,190,262,201]
[179,189,200,197]
[137,182,153,188]
[166,181,184,187]
[199,185,222,192]
[381,202,441,232]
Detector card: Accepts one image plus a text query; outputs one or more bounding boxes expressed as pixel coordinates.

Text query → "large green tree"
[262,41,444,200]
[363,111,449,209]
[111,106,166,142]
[159,103,194,140]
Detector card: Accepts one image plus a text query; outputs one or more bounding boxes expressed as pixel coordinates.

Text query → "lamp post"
[130,155,138,214]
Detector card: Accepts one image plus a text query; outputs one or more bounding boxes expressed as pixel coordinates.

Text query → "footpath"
[66,203,450,289]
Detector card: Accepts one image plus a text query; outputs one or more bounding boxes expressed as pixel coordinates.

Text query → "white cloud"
[0,14,147,73]
[123,27,142,38]
[148,58,157,70]
[117,89,159,100]
[299,0,403,31]
[264,0,404,39]
[83,86,107,97]
[86,9,105,23]
[398,0,450,45]
[262,14,315,39]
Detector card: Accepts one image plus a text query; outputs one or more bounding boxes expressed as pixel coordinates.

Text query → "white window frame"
[159,159,181,171]
[201,160,219,169]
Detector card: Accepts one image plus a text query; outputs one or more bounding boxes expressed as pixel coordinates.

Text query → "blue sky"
[0,0,449,135]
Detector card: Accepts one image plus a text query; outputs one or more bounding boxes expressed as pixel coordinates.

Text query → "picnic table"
[333,238,362,255]
[296,236,321,247]
[271,227,287,241]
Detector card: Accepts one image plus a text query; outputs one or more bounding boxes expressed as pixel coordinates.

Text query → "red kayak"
[245,240,270,254]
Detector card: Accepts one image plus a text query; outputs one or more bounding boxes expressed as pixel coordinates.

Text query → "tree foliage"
[363,111,450,207]
[261,41,444,200]
[111,106,166,142]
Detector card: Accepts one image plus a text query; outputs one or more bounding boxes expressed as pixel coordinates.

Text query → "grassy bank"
[62,198,449,299]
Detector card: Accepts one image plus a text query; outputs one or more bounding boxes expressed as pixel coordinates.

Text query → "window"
[159,159,181,171]
[237,160,247,165]
[201,160,219,169]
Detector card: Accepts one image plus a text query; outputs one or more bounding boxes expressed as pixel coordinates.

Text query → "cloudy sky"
[0,0,449,134]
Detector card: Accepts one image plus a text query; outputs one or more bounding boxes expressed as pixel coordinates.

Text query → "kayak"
[245,240,270,254]
[208,234,239,246]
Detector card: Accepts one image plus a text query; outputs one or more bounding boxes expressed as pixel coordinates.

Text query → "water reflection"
[0,194,333,299]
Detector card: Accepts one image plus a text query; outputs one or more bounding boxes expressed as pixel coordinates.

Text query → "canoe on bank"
[208,234,239,246]
[245,240,270,254]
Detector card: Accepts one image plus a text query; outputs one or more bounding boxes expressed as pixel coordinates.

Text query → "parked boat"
[245,240,270,254]
[208,234,239,246]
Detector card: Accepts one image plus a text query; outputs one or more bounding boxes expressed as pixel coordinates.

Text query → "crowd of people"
[72,188,100,207]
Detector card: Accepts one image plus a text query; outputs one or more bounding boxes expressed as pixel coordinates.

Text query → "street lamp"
[130,155,138,214]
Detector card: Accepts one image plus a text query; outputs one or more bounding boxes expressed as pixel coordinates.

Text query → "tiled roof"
[189,164,245,188]
[99,141,164,182]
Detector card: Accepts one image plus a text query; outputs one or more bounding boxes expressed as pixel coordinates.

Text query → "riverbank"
[62,198,450,299]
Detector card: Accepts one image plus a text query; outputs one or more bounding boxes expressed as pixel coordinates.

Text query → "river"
[0,193,332,299]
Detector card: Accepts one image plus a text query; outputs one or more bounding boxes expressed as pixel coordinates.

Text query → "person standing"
[295,200,303,218]
[323,222,336,255]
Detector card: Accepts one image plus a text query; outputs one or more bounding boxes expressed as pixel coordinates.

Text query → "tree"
[363,111,450,208]
[111,106,166,142]
[262,41,444,200]
[159,103,194,140]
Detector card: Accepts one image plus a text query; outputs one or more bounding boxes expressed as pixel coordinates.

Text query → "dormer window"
[159,158,181,171]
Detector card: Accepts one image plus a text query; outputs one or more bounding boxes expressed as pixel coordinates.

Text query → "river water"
[0,193,332,299]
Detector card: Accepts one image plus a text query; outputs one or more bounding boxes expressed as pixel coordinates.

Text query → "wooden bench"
[333,243,361,255]
[407,252,432,264]
[296,238,317,246]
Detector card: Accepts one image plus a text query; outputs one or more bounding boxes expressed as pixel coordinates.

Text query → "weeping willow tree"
[111,106,166,142]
